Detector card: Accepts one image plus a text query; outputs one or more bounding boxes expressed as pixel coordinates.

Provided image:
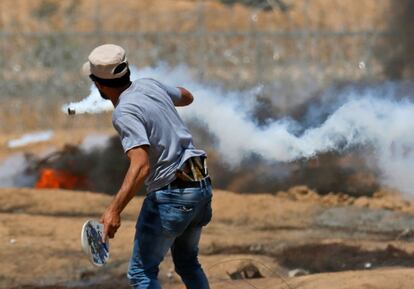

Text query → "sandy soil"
[2,186,414,289]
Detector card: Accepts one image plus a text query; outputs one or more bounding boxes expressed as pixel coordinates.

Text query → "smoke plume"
[63,64,414,195]
[7,130,54,148]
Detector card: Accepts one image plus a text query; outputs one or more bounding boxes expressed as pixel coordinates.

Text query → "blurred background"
[0,0,413,195]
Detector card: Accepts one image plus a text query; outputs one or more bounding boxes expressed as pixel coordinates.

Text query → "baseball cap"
[82,44,129,79]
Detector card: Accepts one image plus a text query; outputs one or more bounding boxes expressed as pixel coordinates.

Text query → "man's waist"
[160,156,211,190]
[160,176,212,190]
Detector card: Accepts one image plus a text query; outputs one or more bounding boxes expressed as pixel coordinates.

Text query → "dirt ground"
[2,129,414,289]
[2,185,414,289]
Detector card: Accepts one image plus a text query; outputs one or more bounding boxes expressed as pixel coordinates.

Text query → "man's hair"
[89,67,131,88]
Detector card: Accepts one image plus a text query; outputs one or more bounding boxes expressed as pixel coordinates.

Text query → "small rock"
[249,244,263,252]
[9,239,16,244]
[228,264,264,280]
[354,197,370,208]
[288,268,309,277]
[167,270,174,279]
[80,270,95,280]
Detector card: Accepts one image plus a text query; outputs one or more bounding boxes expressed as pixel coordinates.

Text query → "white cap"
[82,44,129,79]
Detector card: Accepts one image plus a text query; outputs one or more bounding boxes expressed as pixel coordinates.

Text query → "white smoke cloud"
[63,64,414,195]
[0,154,37,187]
[81,134,111,152]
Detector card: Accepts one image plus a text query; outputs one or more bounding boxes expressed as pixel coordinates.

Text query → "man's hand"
[100,207,121,240]
[175,87,193,106]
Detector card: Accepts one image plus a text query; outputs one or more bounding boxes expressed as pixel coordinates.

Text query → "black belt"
[161,176,211,190]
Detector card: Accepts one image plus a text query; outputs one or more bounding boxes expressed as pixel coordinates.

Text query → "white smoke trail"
[63,64,414,194]
[7,130,54,148]
[62,89,113,114]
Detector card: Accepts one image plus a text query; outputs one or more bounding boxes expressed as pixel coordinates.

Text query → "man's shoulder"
[134,77,160,87]
[119,78,163,99]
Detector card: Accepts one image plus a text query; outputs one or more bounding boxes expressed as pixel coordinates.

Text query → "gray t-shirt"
[112,78,206,193]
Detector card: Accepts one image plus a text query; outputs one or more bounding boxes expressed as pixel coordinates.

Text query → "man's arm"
[174,87,193,107]
[100,146,150,240]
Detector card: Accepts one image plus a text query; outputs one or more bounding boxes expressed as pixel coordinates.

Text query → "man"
[82,44,212,289]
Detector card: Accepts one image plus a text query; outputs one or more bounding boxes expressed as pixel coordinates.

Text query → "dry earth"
[2,186,414,289]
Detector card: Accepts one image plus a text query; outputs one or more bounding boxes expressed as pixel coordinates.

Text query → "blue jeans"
[127,179,212,289]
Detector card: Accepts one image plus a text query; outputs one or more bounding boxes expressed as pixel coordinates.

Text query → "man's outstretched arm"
[100,146,150,240]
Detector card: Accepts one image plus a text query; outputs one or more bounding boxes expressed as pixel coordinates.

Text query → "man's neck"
[110,81,132,106]
[119,81,132,93]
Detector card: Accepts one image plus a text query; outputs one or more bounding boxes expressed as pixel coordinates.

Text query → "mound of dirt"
[280,186,414,212]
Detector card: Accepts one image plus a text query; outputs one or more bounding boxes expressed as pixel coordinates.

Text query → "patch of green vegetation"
[32,35,79,69]
[32,0,59,19]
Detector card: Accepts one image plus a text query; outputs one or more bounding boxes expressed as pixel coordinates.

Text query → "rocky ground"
[2,186,414,289]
